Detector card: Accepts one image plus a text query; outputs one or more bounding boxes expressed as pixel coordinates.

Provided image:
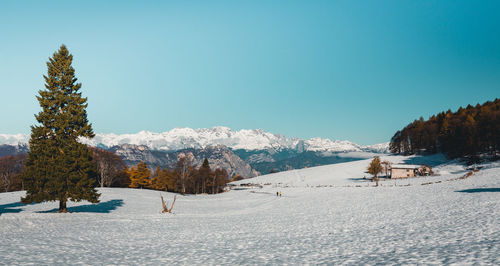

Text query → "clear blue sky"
[1,0,499,145]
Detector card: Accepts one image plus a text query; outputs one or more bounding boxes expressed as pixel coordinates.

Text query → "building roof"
[391,164,420,169]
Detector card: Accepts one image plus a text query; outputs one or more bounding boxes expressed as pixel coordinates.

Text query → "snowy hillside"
[0,127,389,153]
[1,156,498,264]
[232,154,455,187]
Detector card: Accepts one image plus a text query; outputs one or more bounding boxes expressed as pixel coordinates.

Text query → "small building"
[390,164,432,179]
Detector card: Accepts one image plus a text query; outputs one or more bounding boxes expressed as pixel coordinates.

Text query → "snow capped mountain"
[0,127,389,153]
[0,127,389,177]
[0,134,29,146]
[77,127,301,151]
[304,138,363,152]
[362,142,391,153]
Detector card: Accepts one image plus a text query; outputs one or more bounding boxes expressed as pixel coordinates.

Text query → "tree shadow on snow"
[402,155,448,167]
[349,176,391,182]
[0,202,26,215]
[349,177,366,181]
[456,188,500,193]
[38,199,124,213]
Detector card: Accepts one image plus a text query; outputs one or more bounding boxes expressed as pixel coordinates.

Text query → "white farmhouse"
[390,164,432,179]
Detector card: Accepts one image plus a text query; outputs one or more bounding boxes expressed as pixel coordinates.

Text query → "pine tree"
[150,165,163,190]
[150,166,175,191]
[21,45,99,212]
[126,166,137,185]
[129,161,151,189]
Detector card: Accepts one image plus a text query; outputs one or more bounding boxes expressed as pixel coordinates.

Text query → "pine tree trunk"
[59,199,67,213]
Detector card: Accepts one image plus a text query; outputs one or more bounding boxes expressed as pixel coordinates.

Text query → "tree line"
[0,148,234,195]
[128,154,231,194]
[91,150,233,194]
[389,99,500,161]
[0,148,127,193]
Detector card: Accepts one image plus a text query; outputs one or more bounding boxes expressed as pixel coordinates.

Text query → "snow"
[0,127,389,153]
[1,156,498,264]
[391,164,421,169]
[0,134,29,146]
[363,142,392,153]
[304,137,362,152]
[232,154,453,187]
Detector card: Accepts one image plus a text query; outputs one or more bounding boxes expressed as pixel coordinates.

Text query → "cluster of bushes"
[390,99,500,161]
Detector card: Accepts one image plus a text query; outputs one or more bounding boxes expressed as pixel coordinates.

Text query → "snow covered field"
[1,155,499,264]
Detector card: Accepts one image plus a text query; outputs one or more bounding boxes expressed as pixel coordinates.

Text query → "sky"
[0,0,499,145]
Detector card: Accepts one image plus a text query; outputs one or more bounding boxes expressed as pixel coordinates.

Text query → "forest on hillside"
[389,99,500,162]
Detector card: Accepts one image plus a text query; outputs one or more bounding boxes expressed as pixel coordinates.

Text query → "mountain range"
[0,127,389,178]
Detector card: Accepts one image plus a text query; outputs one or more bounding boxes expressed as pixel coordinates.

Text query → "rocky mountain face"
[107,144,258,178]
[233,148,381,174]
[0,127,389,178]
[0,144,29,157]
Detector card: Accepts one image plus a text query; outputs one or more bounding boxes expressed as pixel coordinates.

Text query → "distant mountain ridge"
[108,144,259,178]
[0,127,389,153]
[0,127,389,177]
[0,143,28,157]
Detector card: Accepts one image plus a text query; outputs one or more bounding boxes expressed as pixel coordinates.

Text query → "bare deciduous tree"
[381,160,391,178]
[161,195,177,213]
[90,147,127,187]
[176,152,194,194]
[0,154,25,192]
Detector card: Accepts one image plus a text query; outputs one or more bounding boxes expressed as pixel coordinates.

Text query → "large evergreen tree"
[22,45,99,212]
